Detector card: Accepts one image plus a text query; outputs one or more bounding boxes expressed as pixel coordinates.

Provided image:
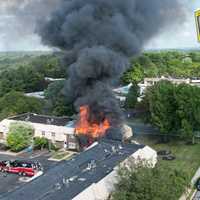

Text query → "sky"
[146,0,200,50]
[0,0,200,52]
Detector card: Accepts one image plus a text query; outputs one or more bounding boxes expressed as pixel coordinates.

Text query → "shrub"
[34,137,58,151]
[112,163,189,200]
[33,137,49,150]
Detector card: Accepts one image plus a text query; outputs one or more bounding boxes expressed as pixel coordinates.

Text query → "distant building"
[113,83,132,105]
[182,56,192,64]
[44,77,65,82]
[138,76,200,96]
[2,139,157,200]
[113,83,132,95]
[0,113,78,150]
[25,91,45,99]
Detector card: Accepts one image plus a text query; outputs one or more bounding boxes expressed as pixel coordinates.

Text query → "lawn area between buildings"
[49,150,76,161]
[134,135,200,179]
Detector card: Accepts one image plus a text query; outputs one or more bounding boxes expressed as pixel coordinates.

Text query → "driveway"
[126,120,159,135]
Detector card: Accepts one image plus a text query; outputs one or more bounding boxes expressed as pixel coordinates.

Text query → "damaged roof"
[2,140,144,200]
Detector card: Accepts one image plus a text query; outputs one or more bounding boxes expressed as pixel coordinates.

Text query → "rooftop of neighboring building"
[8,113,73,127]
[25,91,45,99]
[2,139,144,200]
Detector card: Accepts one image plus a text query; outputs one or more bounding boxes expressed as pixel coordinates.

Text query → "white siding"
[0,119,75,142]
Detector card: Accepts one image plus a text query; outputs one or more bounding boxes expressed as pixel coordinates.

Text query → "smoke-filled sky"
[36,0,187,140]
[0,0,199,52]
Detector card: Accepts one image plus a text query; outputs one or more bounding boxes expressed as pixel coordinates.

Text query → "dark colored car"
[157,150,171,156]
[162,155,176,161]
[0,160,42,177]
[196,178,200,191]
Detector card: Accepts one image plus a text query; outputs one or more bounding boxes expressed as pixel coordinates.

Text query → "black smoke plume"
[37,0,185,140]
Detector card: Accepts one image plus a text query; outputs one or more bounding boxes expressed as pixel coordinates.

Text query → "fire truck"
[0,160,43,177]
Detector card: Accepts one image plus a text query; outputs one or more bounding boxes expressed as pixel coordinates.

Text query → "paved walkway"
[192,168,200,185]
[191,167,200,200]
[0,151,19,156]
[179,167,200,200]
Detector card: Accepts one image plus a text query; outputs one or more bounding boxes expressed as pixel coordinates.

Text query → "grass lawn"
[134,135,200,179]
[51,151,73,161]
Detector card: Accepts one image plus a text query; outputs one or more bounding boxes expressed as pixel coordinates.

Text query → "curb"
[190,189,197,200]
[0,151,20,156]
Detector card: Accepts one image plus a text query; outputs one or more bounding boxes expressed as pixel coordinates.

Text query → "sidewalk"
[191,167,200,185]
[0,150,20,156]
[179,167,200,200]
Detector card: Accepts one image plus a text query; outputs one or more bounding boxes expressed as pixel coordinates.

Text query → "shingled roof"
[2,139,144,200]
[9,113,72,126]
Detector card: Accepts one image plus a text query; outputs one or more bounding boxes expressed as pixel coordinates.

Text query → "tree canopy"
[44,80,75,116]
[0,53,66,97]
[125,83,140,109]
[122,51,200,84]
[142,81,200,141]
[112,164,189,200]
[7,122,33,152]
[0,91,44,120]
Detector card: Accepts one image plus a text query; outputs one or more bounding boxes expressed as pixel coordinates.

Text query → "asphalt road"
[127,120,159,135]
[0,151,57,198]
[194,191,200,200]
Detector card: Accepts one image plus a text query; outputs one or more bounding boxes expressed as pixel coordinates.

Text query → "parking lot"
[0,151,57,198]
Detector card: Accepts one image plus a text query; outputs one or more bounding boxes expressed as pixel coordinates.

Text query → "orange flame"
[75,105,110,138]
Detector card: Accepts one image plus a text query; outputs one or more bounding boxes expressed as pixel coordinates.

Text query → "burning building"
[0,113,133,151]
[36,0,184,144]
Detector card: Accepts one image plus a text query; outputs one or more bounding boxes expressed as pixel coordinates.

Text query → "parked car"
[162,155,176,161]
[196,178,200,191]
[157,150,171,156]
[0,160,43,177]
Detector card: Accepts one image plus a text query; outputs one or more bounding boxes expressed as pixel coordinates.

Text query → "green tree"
[44,80,75,116]
[121,51,200,83]
[174,84,200,142]
[145,81,176,138]
[0,91,44,120]
[44,80,65,104]
[181,119,193,143]
[125,83,139,109]
[31,54,66,78]
[142,81,200,143]
[112,164,189,200]
[122,63,144,84]
[189,52,200,62]
[7,122,33,152]
[0,66,45,97]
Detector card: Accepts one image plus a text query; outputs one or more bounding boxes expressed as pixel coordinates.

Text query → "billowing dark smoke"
[37,0,184,140]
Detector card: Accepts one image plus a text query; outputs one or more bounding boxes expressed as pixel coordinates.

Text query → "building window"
[42,131,45,137]
[51,132,55,137]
